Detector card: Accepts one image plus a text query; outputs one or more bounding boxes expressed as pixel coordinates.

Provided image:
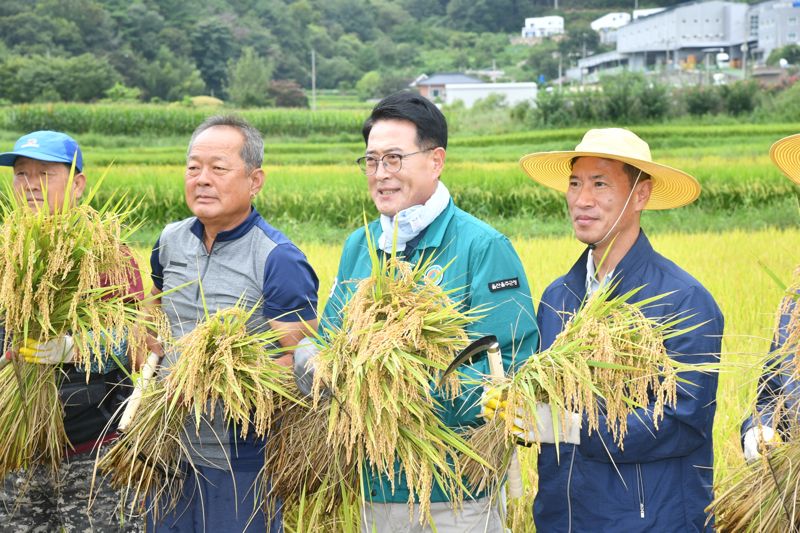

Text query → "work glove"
[18,335,76,365]
[481,387,581,445]
[743,425,781,462]
[294,337,320,397]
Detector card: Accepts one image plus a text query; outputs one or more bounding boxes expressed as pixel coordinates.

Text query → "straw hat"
[519,128,701,210]
[769,133,800,185]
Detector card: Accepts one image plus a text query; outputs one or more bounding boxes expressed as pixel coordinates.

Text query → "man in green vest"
[297,91,539,532]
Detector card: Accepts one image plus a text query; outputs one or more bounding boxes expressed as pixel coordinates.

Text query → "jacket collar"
[563,229,652,300]
[189,206,260,242]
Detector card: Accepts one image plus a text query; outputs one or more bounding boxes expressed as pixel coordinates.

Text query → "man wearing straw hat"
[0,131,144,532]
[509,128,724,531]
[297,91,539,532]
[741,134,800,461]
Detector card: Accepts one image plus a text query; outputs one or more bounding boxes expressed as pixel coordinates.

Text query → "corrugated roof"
[415,73,482,85]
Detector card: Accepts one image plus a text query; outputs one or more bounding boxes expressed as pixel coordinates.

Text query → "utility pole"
[558,52,563,91]
[311,48,317,112]
[741,42,748,79]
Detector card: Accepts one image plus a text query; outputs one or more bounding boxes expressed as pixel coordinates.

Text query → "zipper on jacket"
[194,241,214,302]
[566,444,577,533]
[636,463,645,519]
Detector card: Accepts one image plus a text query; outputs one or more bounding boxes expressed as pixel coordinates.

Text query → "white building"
[633,8,667,19]
[591,12,632,44]
[444,82,538,108]
[747,1,800,63]
[521,16,564,38]
[617,1,749,70]
[591,12,631,31]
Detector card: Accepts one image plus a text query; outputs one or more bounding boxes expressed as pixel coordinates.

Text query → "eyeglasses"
[356,148,434,176]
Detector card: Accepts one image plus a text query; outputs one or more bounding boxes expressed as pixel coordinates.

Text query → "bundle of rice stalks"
[0,362,67,476]
[270,235,484,525]
[166,304,300,438]
[98,304,301,520]
[0,173,143,478]
[710,435,800,531]
[0,176,141,370]
[464,284,690,489]
[262,402,359,517]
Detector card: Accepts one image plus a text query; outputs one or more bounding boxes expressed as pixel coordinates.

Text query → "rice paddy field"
[1,105,799,529]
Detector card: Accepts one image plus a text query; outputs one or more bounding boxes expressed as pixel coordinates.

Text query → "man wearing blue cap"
[0,131,143,532]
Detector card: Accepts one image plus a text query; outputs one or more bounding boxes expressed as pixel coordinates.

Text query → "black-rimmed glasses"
[356,148,434,176]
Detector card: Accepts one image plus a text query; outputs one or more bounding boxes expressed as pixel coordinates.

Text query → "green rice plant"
[0,169,143,478]
[2,104,366,137]
[98,303,301,521]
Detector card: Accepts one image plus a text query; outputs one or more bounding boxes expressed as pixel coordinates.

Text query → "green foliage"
[525,41,560,83]
[471,94,507,112]
[227,47,274,108]
[720,81,759,116]
[355,71,411,101]
[355,71,382,100]
[767,44,800,66]
[137,47,205,102]
[0,54,119,103]
[682,86,721,117]
[104,83,142,103]
[191,19,237,98]
[760,82,800,122]
[531,73,670,126]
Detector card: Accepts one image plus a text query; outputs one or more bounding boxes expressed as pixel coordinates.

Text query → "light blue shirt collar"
[378,181,450,253]
[586,249,614,296]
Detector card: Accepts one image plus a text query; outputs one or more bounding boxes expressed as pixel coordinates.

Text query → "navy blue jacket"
[742,299,798,436]
[534,231,723,533]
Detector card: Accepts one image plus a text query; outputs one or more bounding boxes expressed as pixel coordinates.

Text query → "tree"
[267,80,308,107]
[721,80,759,116]
[445,0,522,33]
[116,2,166,60]
[191,19,237,97]
[0,53,120,103]
[227,47,274,107]
[139,47,205,101]
[767,44,800,66]
[356,71,382,100]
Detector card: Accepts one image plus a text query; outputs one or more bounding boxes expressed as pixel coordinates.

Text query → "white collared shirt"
[586,249,614,296]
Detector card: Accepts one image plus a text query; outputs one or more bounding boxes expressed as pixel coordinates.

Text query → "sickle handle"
[487,342,523,499]
[118,351,161,432]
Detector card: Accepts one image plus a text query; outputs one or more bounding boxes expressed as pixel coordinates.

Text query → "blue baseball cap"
[0,131,83,172]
